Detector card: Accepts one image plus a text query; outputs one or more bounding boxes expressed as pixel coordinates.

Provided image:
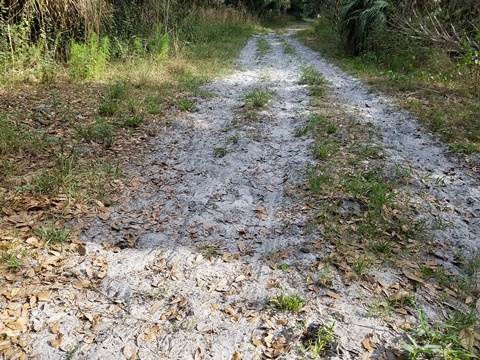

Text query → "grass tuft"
[271,293,305,312]
[36,220,71,248]
[244,88,270,108]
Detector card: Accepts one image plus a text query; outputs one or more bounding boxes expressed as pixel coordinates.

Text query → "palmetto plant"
[340,0,394,54]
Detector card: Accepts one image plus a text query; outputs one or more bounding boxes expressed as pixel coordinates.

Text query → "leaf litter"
[0,28,479,359]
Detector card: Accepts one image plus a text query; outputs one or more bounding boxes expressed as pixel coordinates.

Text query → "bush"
[68,33,110,79]
[339,0,394,55]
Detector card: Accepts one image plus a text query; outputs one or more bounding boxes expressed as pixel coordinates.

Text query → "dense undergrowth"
[297,17,480,156]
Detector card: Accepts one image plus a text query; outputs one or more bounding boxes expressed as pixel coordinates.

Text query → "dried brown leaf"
[361,337,375,352]
[238,242,246,253]
[122,345,137,360]
[149,301,162,315]
[50,333,63,348]
[50,321,60,334]
[326,291,341,299]
[402,269,425,284]
[252,334,263,348]
[254,205,268,219]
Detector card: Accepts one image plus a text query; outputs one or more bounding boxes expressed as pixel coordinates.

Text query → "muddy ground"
[4,28,480,359]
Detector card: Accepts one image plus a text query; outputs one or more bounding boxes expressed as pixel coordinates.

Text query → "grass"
[299,78,431,273]
[123,115,144,129]
[299,66,326,86]
[177,98,196,111]
[283,42,297,55]
[271,293,305,312]
[214,147,227,157]
[403,309,479,360]
[302,322,336,357]
[256,38,271,57]
[1,251,20,269]
[74,119,115,147]
[296,18,480,155]
[244,88,270,108]
[35,220,71,248]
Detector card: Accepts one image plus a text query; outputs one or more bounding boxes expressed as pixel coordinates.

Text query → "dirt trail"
[27,30,479,359]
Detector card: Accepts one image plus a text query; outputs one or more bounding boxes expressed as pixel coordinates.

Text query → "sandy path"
[27,30,479,360]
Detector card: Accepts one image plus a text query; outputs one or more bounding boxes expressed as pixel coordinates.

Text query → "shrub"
[69,33,110,79]
[340,0,394,54]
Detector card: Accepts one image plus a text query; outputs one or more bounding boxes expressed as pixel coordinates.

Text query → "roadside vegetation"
[299,47,480,360]
[0,4,259,226]
[296,0,480,156]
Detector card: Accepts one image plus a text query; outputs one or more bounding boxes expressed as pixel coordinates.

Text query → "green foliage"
[1,251,20,269]
[69,34,110,79]
[177,98,196,111]
[299,67,325,86]
[340,0,394,54]
[403,309,479,360]
[98,101,118,116]
[36,220,71,248]
[149,24,170,61]
[123,115,144,129]
[256,38,271,57]
[107,80,130,100]
[271,293,305,312]
[214,147,227,157]
[302,322,336,356]
[244,88,270,108]
[74,119,115,147]
[0,114,44,156]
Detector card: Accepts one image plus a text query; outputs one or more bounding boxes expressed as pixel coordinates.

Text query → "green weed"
[74,119,115,147]
[256,38,271,57]
[214,147,227,157]
[403,309,478,360]
[299,67,325,86]
[146,99,163,114]
[123,115,144,129]
[309,86,325,96]
[36,220,71,248]
[34,170,62,194]
[244,88,270,108]
[98,101,118,116]
[126,98,143,115]
[306,165,333,194]
[302,322,336,357]
[312,142,338,159]
[0,114,44,155]
[1,251,20,269]
[107,80,130,101]
[69,33,110,80]
[283,42,296,55]
[368,239,393,254]
[271,293,305,312]
[318,263,333,286]
[227,135,240,144]
[353,258,370,275]
[177,98,196,111]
